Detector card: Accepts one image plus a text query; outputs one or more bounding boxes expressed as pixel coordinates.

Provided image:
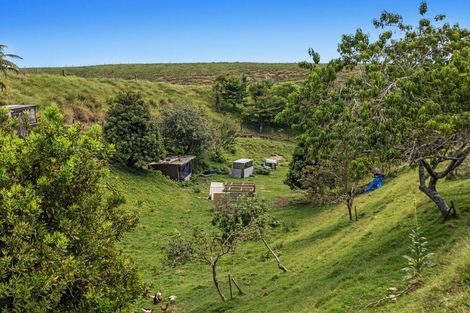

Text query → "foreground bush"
[0,106,144,312]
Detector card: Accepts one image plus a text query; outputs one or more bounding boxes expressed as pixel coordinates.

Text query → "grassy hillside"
[0,74,212,123]
[22,63,309,85]
[0,74,298,140]
[115,137,470,313]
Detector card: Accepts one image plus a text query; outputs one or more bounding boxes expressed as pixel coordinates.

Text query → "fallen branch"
[261,238,288,272]
[359,281,421,310]
[231,277,244,295]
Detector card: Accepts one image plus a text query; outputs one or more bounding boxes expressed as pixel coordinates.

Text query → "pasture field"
[115,137,470,313]
[1,72,468,313]
[22,62,309,85]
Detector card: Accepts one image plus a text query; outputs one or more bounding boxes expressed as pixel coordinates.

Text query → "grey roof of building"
[149,155,196,166]
[3,104,37,110]
[233,158,253,164]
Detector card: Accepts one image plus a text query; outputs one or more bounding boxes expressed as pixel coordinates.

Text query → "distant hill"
[22,62,309,85]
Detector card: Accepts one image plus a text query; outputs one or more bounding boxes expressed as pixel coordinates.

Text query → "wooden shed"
[149,155,196,181]
[264,158,278,170]
[3,104,38,137]
[231,158,254,178]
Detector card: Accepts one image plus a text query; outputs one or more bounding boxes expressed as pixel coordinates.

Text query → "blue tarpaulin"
[363,174,383,193]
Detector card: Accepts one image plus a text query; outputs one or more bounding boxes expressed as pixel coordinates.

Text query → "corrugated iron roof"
[149,155,196,166]
[233,158,253,164]
[3,104,37,110]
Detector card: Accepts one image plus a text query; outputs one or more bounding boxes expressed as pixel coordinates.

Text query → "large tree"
[0,105,144,312]
[285,2,469,218]
[159,102,212,157]
[243,80,282,132]
[336,2,469,218]
[243,81,297,133]
[212,75,248,111]
[0,44,22,91]
[282,57,375,220]
[104,91,164,167]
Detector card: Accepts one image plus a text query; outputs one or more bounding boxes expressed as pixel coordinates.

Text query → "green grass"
[2,72,468,311]
[22,62,308,85]
[0,74,212,123]
[113,137,470,313]
[0,74,298,140]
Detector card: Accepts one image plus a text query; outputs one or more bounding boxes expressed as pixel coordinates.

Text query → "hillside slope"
[0,74,212,123]
[0,74,298,140]
[22,62,308,85]
[114,138,470,313]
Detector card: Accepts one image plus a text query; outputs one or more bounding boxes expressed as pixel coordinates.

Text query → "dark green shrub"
[104,91,164,167]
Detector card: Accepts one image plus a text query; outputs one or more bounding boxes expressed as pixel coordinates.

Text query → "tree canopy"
[212,75,248,111]
[159,102,212,157]
[284,2,469,218]
[0,105,144,312]
[104,91,165,167]
[242,80,296,133]
[0,44,22,91]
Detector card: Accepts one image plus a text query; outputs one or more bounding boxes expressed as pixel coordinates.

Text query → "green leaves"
[0,44,22,92]
[419,1,428,16]
[285,2,469,217]
[242,81,289,133]
[0,106,143,311]
[104,91,164,167]
[159,102,212,157]
[402,217,434,281]
[212,75,248,111]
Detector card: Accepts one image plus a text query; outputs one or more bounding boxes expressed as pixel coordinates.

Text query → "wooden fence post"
[228,274,233,299]
[231,277,244,295]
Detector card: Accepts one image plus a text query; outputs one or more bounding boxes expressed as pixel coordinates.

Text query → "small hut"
[264,158,278,170]
[3,104,38,137]
[149,155,196,181]
[231,158,254,178]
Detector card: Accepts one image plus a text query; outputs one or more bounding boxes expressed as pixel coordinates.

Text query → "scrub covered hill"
[22,62,309,85]
[116,137,470,313]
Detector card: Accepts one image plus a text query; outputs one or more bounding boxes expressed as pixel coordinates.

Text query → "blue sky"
[2,0,469,67]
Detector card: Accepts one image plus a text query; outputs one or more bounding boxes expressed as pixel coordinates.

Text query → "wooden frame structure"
[3,104,38,137]
[213,182,256,211]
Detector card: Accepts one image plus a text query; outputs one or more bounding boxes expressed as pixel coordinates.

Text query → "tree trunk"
[126,155,135,168]
[215,93,221,112]
[211,262,226,301]
[259,122,264,133]
[346,188,355,222]
[228,274,233,299]
[418,162,454,218]
[261,237,288,272]
[346,199,353,222]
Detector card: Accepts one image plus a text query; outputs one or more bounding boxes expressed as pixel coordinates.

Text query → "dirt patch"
[291,199,312,206]
[267,155,284,161]
[275,198,291,207]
